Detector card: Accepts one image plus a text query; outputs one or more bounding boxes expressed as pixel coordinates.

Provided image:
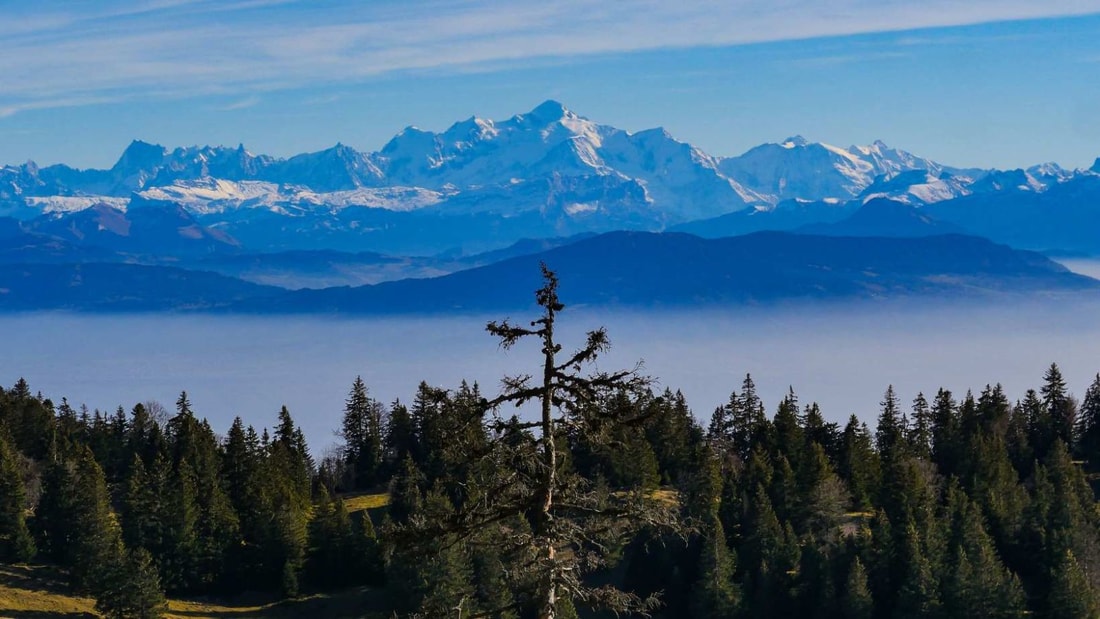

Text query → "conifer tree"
[773,389,804,471]
[393,266,681,619]
[0,428,34,562]
[1046,549,1100,619]
[341,377,385,490]
[33,439,75,563]
[893,520,940,619]
[69,447,124,592]
[943,493,1027,618]
[841,557,873,619]
[838,416,878,511]
[120,454,164,556]
[930,388,960,475]
[1042,363,1075,448]
[95,547,168,619]
[1024,388,1054,463]
[384,400,417,471]
[876,386,906,457]
[908,392,932,460]
[1074,373,1100,470]
[691,516,738,618]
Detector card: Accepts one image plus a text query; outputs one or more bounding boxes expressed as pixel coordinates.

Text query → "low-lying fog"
[3,297,1100,454]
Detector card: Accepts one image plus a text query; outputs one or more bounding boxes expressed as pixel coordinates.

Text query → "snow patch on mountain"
[136,179,447,215]
[24,196,130,214]
[859,170,973,206]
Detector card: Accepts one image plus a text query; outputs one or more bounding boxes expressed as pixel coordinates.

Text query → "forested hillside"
[2,270,1100,618]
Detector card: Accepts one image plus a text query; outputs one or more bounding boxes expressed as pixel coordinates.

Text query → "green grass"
[0,564,389,619]
[339,491,390,515]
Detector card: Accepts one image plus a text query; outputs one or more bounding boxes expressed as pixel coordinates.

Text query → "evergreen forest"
[2,268,1100,618]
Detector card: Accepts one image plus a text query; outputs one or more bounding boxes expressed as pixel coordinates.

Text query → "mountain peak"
[526,99,572,122]
[781,135,809,148]
[113,140,167,171]
[1091,157,1100,174]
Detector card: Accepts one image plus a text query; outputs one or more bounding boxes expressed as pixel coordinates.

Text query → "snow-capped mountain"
[717,136,978,205]
[373,100,760,220]
[1,100,1097,255]
[857,169,974,206]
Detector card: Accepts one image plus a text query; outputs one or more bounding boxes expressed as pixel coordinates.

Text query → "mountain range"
[5,101,1098,257]
[1,230,1094,313]
[2,101,1100,313]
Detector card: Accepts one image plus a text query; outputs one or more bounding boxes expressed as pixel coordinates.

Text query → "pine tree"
[1074,373,1100,471]
[69,447,124,592]
[305,490,366,589]
[95,547,168,619]
[893,520,940,619]
[943,493,1027,618]
[120,454,163,555]
[841,557,873,619]
[165,393,241,591]
[0,428,34,562]
[691,516,738,618]
[838,416,878,511]
[386,489,474,617]
[341,377,385,490]
[33,441,75,563]
[1024,388,1054,463]
[876,385,906,457]
[1046,549,1100,619]
[931,388,960,475]
[796,442,849,537]
[908,392,932,460]
[1042,363,1075,449]
[392,266,681,618]
[773,389,804,471]
[384,400,417,472]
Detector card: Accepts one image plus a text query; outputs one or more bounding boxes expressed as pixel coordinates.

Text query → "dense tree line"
[2,270,1100,617]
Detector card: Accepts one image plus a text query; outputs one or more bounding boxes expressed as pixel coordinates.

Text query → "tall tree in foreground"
[392,265,681,618]
[482,265,681,618]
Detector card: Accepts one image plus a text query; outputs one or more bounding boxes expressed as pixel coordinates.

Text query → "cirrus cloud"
[3,0,1100,115]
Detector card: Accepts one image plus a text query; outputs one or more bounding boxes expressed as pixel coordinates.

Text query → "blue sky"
[3,1,1100,170]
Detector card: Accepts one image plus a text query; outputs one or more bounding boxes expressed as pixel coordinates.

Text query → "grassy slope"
[0,493,391,619]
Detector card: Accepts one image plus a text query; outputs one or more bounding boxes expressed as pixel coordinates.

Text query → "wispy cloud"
[2,0,1099,116]
[217,96,262,111]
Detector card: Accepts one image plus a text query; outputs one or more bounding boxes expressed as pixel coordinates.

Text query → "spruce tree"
[69,447,124,592]
[841,557,873,619]
[1042,363,1074,449]
[384,400,417,471]
[908,392,932,460]
[33,440,75,563]
[341,377,385,490]
[1046,549,1100,619]
[691,516,738,618]
[95,547,168,619]
[838,416,878,511]
[1075,373,1100,470]
[930,388,959,475]
[0,428,34,562]
[392,265,681,618]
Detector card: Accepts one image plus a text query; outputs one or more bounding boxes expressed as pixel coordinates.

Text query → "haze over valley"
[4,298,1099,456]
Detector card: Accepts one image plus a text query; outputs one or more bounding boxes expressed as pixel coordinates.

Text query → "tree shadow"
[169,586,389,618]
[0,612,96,618]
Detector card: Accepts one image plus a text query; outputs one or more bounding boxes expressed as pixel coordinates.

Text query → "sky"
[2,1,1100,170]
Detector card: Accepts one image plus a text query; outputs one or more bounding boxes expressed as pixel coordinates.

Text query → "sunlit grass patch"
[340,492,390,514]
